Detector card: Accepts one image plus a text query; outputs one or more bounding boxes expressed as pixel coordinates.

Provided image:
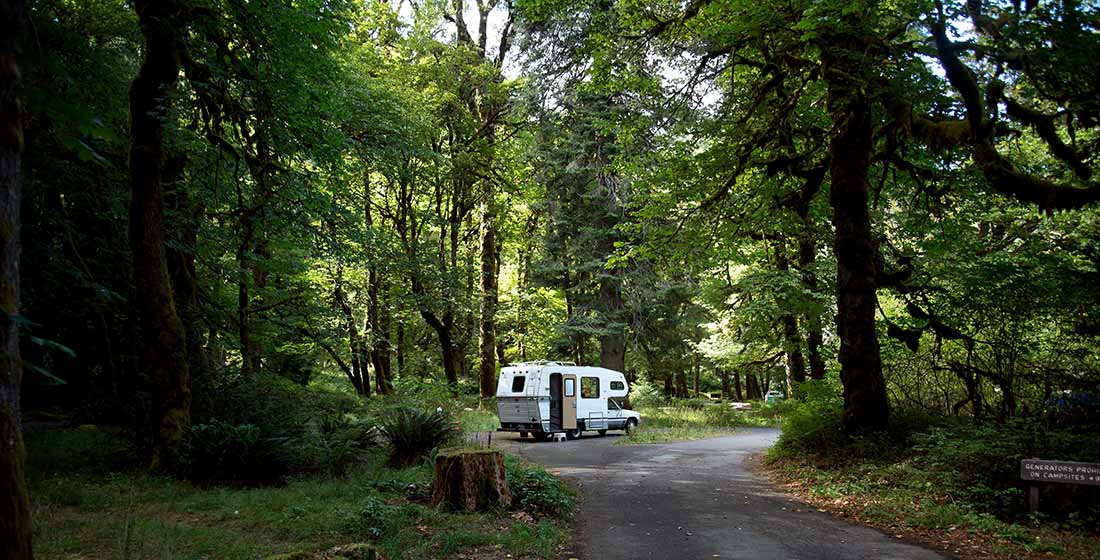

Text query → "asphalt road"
[498,428,943,560]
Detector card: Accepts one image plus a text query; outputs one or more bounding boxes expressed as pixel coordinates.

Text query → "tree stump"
[430,448,512,512]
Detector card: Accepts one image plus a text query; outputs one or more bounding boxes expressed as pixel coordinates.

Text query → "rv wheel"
[624,419,638,434]
[565,428,583,440]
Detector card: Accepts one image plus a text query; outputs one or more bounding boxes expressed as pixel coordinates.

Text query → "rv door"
[561,374,577,430]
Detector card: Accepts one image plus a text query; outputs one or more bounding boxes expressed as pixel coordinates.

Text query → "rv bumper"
[499,422,547,432]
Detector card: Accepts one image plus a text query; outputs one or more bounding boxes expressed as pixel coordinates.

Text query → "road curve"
[498,428,943,560]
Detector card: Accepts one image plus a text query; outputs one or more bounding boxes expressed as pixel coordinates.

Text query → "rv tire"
[625,418,638,434]
[565,428,583,440]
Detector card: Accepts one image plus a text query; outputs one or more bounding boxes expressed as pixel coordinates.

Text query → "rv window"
[610,381,625,391]
[511,376,526,392]
[564,378,575,397]
[581,377,599,399]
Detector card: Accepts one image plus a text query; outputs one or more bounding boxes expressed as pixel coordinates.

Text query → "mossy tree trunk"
[129,0,191,469]
[431,449,512,512]
[821,15,889,434]
[0,0,33,556]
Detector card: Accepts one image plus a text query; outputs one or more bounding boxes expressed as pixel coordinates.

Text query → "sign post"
[1020,459,1100,516]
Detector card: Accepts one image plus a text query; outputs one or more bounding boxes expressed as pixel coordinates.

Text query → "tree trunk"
[720,369,731,399]
[129,0,192,470]
[364,179,391,395]
[774,241,807,396]
[0,0,33,554]
[789,167,828,382]
[244,157,271,375]
[396,321,405,379]
[334,262,368,397]
[745,373,759,400]
[422,309,461,392]
[598,270,626,373]
[798,232,827,380]
[733,371,743,401]
[164,155,206,382]
[431,449,512,512]
[822,24,890,433]
[235,171,253,376]
[692,354,701,396]
[478,179,498,399]
[369,300,392,395]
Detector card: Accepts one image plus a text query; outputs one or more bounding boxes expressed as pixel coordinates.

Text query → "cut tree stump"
[430,448,512,512]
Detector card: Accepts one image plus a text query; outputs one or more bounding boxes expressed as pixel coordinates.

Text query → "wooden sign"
[1020,459,1100,486]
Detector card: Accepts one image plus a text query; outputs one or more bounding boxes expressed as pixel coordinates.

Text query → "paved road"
[498,429,943,560]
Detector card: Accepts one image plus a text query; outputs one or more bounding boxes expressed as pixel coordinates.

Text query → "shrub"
[378,407,456,467]
[913,418,1100,519]
[192,373,362,432]
[24,428,138,477]
[772,379,845,456]
[284,415,377,477]
[182,419,288,484]
[185,373,377,482]
[703,405,748,428]
[505,456,574,519]
[629,379,664,409]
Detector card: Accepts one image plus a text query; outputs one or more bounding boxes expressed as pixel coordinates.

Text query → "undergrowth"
[765,380,1100,559]
[617,401,777,444]
[26,426,572,560]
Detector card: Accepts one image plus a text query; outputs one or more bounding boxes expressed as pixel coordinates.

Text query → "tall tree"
[820,6,889,432]
[0,0,33,556]
[129,0,192,467]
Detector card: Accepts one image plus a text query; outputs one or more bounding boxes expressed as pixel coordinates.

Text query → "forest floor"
[763,455,1100,560]
[500,428,944,559]
[25,429,569,560]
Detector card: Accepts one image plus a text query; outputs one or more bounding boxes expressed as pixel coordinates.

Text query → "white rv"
[496,361,641,440]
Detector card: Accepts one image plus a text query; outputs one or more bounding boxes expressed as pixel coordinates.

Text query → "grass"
[457,406,501,433]
[616,403,777,445]
[26,428,570,560]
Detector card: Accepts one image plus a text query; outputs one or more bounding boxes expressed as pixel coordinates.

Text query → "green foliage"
[505,456,575,519]
[183,419,287,484]
[184,375,375,482]
[284,415,377,477]
[456,406,501,433]
[24,428,138,478]
[913,419,1100,519]
[618,401,776,444]
[773,380,845,455]
[628,379,664,408]
[26,430,568,559]
[377,407,457,467]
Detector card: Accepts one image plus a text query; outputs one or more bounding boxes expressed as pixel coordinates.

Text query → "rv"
[496,361,641,440]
